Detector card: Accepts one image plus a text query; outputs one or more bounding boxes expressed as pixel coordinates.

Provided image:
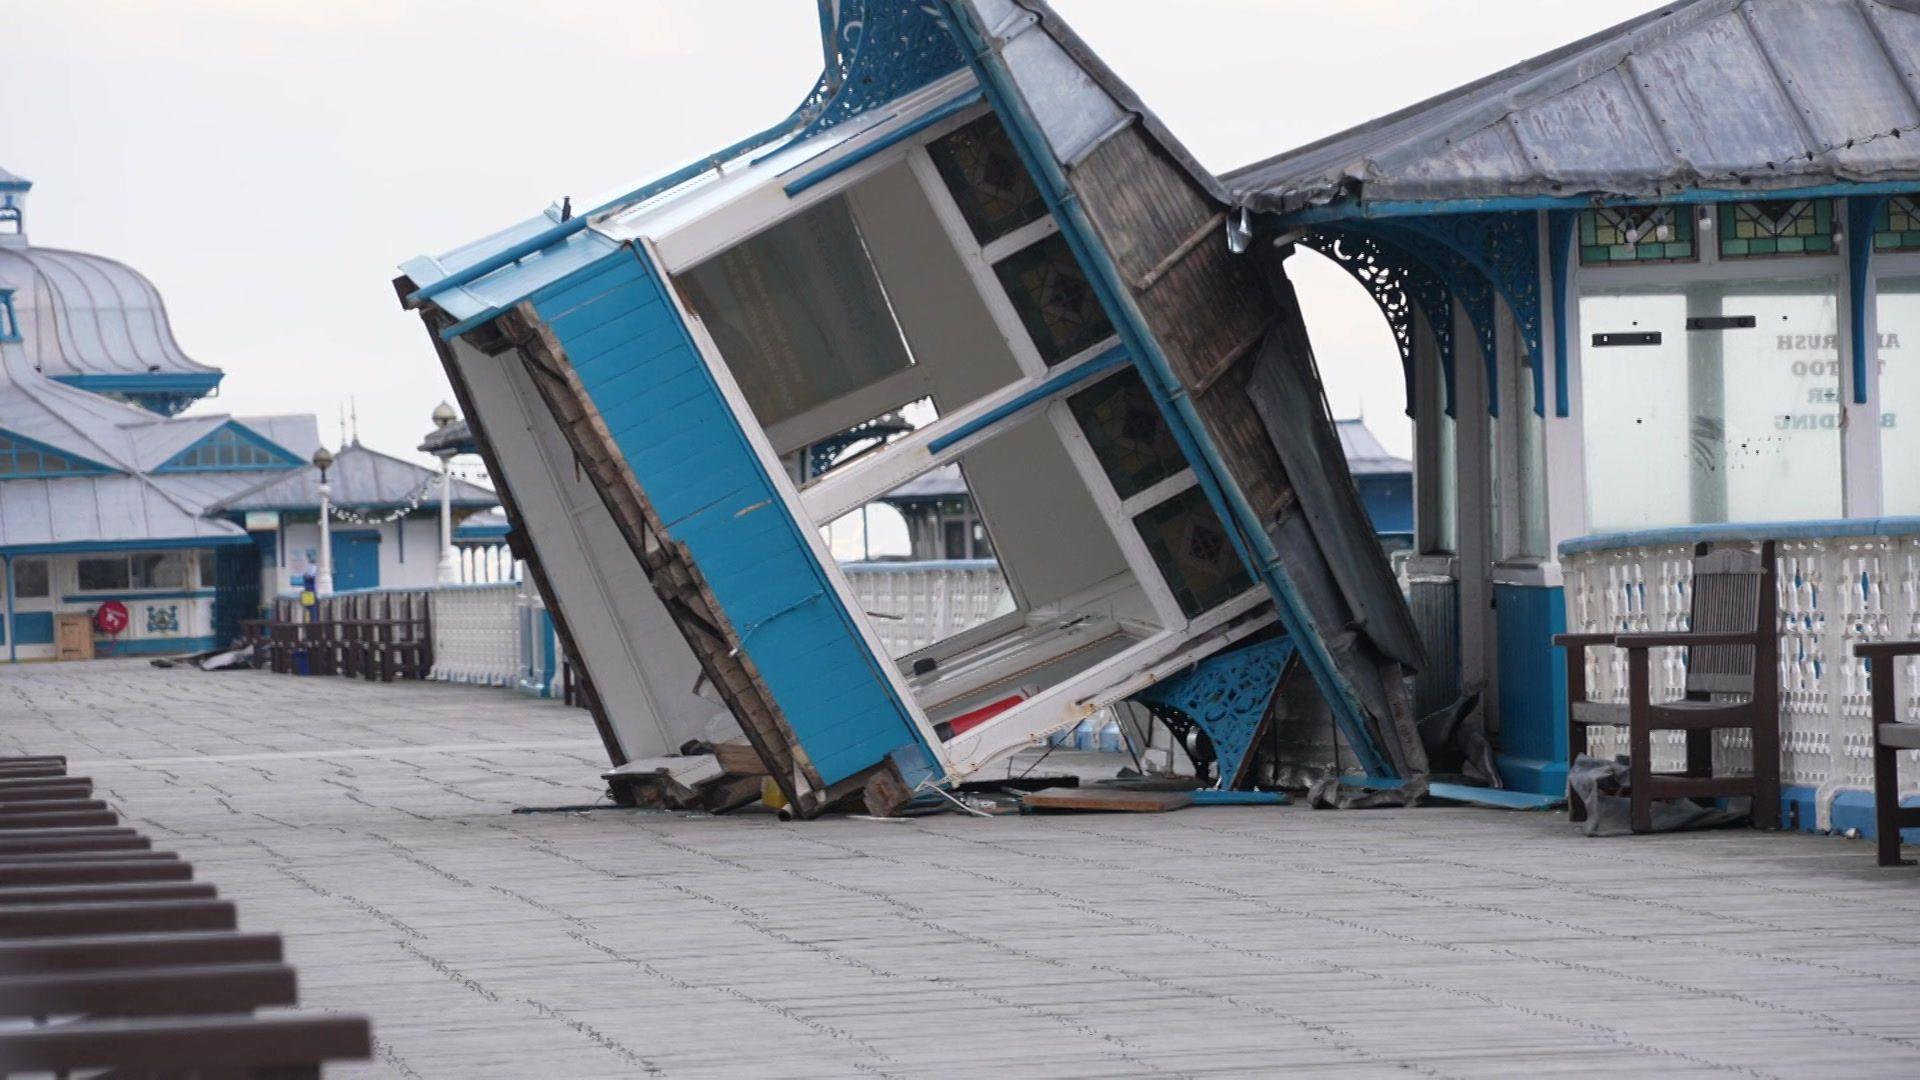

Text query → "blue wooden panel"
[1495,583,1568,796]
[333,531,382,593]
[533,247,930,788]
[12,612,53,646]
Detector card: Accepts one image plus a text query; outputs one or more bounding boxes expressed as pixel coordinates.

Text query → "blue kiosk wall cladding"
[527,245,934,791]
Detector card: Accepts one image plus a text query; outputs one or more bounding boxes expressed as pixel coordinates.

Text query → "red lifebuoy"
[93,600,130,636]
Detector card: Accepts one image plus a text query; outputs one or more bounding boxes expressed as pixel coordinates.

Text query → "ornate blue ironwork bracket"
[1382,211,1543,417]
[791,0,969,143]
[1848,195,1885,406]
[1130,637,1297,790]
[1300,229,1456,419]
[1546,209,1576,418]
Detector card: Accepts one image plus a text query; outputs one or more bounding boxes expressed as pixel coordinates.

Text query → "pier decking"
[5,659,1917,1078]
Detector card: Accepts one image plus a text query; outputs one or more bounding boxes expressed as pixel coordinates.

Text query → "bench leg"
[1875,736,1912,867]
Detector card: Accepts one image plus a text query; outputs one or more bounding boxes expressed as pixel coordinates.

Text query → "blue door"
[333,531,381,592]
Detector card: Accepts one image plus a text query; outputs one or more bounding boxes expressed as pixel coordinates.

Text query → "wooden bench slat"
[0,798,108,815]
[0,881,215,906]
[0,962,297,1018]
[0,810,120,830]
[0,781,95,800]
[0,899,237,938]
[0,848,172,864]
[0,859,193,887]
[0,931,282,975]
[0,1012,371,1071]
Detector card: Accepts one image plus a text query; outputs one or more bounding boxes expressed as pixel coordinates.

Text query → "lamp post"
[432,402,461,585]
[313,446,335,597]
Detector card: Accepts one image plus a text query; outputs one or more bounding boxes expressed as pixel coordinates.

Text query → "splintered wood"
[1021,787,1193,813]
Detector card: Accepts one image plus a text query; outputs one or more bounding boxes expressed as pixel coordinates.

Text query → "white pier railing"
[840,560,1015,658]
[1561,520,1920,829]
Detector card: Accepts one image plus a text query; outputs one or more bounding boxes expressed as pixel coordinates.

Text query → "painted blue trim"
[1274,179,1920,226]
[783,90,984,198]
[940,1,1395,778]
[1547,209,1576,417]
[925,345,1127,454]
[1561,516,1920,556]
[1848,195,1884,407]
[3,556,13,662]
[0,289,19,343]
[1188,790,1290,806]
[154,420,303,474]
[96,634,218,658]
[60,589,214,604]
[0,424,118,478]
[840,559,1000,573]
[1352,776,1565,810]
[54,372,224,395]
[0,536,251,557]
[1495,582,1568,797]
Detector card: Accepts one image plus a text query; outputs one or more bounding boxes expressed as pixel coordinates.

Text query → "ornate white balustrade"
[1561,522,1920,829]
[840,560,1015,658]
[427,583,523,686]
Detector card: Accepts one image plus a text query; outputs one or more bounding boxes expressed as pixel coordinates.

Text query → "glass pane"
[993,232,1113,365]
[1580,277,1841,530]
[678,195,916,428]
[1718,199,1834,259]
[1068,368,1187,499]
[12,559,48,599]
[1133,485,1252,618]
[198,550,218,587]
[926,113,1048,245]
[1879,276,1920,512]
[1875,195,1920,253]
[78,558,130,592]
[1578,205,1696,265]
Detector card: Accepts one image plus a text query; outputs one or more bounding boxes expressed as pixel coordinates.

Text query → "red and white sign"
[93,600,130,636]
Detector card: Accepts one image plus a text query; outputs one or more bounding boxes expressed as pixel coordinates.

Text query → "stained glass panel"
[1069,368,1186,499]
[1873,195,1920,252]
[1577,206,1695,265]
[994,232,1114,365]
[927,113,1048,245]
[1133,485,1252,618]
[1717,199,1834,258]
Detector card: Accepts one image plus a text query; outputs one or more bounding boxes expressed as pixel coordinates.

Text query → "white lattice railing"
[428,583,523,686]
[1561,522,1920,828]
[841,560,1015,658]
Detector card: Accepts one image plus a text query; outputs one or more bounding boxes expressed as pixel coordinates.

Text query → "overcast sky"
[4,0,1651,466]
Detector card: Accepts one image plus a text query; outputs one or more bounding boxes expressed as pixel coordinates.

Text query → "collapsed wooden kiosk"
[397,1,1428,817]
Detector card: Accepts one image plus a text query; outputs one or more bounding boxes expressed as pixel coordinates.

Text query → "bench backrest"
[1684,540,1778,699]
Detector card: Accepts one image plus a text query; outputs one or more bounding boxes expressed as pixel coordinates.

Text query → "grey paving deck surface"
[5,659,1919,1078]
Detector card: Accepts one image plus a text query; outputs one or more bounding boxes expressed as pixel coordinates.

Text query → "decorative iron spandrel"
[1132,637,1296,790]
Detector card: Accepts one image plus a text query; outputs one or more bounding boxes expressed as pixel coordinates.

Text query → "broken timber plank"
[1021,788,1193,813]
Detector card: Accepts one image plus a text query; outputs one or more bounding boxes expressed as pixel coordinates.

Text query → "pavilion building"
[0,167,495,660]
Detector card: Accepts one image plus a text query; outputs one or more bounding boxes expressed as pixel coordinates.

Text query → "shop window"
[926,113,1048,246]
[1132,485,1252,618]
[993,232,1114,366]
[1578,206,1695,265]
[76,553,187,593]
[1878,276,1920,513]
[1873,196,1920,253]
[77,558,131,592]
[1068,368,1187,499]
[11,559,48,599]
[1580,277,1841,530]
[1717,200,1834,259]
[678,195,916,429]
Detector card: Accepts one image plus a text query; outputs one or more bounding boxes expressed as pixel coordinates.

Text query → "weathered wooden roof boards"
[1230,0,1920,217]
[397,1,1430,817]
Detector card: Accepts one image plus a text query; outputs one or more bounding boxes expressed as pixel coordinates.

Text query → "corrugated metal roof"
[1228,0,1920,215]
[0,246,221,381]
[207,441,494,513]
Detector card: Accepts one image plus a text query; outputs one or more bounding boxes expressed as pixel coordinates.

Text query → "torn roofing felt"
[1227,0,1920,216]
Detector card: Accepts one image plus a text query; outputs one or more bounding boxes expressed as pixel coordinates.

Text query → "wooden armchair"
[1554,541,1780,833]
[1850,640,1920,866]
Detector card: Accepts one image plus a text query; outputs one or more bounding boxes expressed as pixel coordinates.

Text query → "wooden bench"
[0,754,371,1076]
[1851,640,1920,866]
[1556,541,1781,832]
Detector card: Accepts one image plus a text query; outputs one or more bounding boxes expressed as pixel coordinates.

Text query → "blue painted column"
[3,554,13,663]
[1494,582,1568,794]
